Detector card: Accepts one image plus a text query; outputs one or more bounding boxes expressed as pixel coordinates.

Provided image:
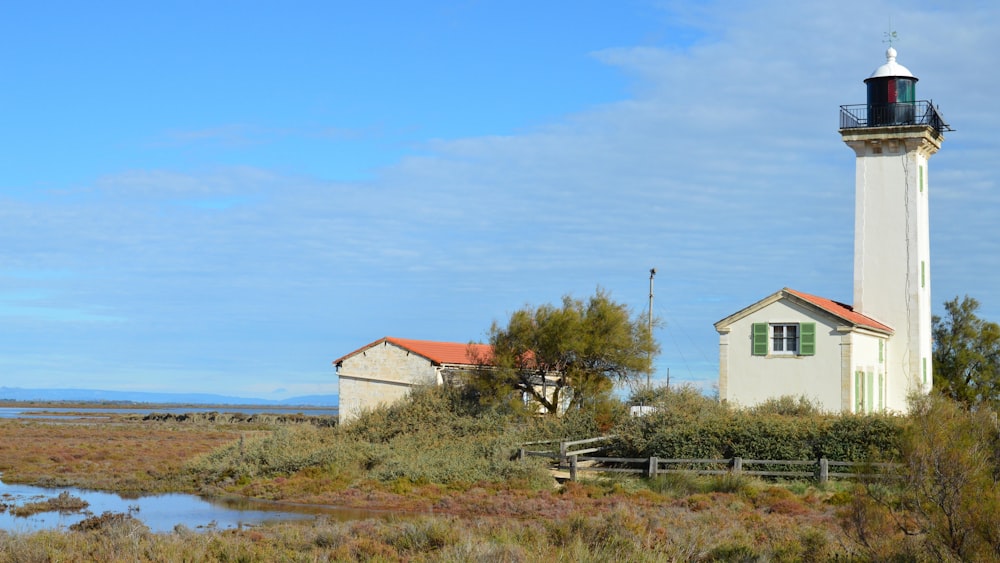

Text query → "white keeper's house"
[716,47,950,414]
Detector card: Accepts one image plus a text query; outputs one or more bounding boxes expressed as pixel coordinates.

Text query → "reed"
[0,418,247,493]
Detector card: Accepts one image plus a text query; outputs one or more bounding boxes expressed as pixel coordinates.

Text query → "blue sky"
[2,1,998,399]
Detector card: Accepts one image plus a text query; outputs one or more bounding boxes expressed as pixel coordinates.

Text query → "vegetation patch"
[612,386,904,463]
[10,491,89,517]
[0,418,245,493]
[0,387,995,561]
[69,511,148,533]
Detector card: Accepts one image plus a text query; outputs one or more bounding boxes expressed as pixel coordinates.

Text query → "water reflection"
[0,478,390,534]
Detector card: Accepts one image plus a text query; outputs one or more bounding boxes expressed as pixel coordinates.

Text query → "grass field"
[2,391,992,561]
[0,417,249,493]
[0,410,852,561]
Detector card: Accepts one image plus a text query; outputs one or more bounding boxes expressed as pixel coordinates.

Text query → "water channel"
[0,405,392,534]
[0,477,396,534]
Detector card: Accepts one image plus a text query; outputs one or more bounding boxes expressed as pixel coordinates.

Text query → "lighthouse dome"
[867,47,916,81]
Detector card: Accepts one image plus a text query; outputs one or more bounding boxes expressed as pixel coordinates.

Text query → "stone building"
[333,336,490,424]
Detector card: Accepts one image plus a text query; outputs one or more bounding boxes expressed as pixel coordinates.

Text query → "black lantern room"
[864,47,918,126]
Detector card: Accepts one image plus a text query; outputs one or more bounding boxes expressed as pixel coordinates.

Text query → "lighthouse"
[839,47,951,411]
[714,47,950,414]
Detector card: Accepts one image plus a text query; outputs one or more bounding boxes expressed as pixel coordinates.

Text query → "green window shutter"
[855,371,863,413]
[799,323,816,356]
[866,372,874,414]
[878,373,884,411]
[752,323,768,356]
[879,340,884,363]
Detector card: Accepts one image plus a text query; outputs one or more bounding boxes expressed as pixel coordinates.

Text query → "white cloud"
[1,0,997,395]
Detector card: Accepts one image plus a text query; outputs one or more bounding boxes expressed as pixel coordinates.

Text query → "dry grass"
[0,409,866,560]
[8,491,89,517]
[0,494,856,562]
[2,392,978,561]
[0,418,247,493]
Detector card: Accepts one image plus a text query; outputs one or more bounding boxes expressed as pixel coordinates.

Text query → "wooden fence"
[519,436,898,483]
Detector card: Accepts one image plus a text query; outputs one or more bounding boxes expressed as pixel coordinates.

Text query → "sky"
[2,1,998,400]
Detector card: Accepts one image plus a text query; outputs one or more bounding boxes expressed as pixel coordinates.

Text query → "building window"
[772,324,798,354]
[751,322,815,356]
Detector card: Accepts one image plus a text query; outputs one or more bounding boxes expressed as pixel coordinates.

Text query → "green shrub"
[842,395,1000,562]
[797,527,833,563]
[706,472,754,495]
[612,393,905,467]
[706,542,760,562]
[813,413,903,461]
[748,395,824,416]
[187,385,555,490]
[647,471,703,496]
[725,412,819,460]
[384,518,459,553]
[893,394,999,561]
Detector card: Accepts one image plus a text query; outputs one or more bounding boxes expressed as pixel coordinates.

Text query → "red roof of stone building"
[333,337,493,367]
[783,288,893,333]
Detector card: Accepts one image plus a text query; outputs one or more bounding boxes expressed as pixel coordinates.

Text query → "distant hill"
[0,387,338,407]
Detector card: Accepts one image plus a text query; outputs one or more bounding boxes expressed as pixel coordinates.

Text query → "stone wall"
[337,340,440,423]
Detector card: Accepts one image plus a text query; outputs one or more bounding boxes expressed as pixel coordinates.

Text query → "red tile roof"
[333,337,493,367]
[784,288,893,333]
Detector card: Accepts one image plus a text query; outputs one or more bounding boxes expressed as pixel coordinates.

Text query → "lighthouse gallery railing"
[839,101,952,134]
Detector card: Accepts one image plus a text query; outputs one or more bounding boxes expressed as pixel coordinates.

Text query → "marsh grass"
[0,506,854,562]
[646,471,756,498]
[186,386,558,499]
[0,419,245,493]
[3,392,988,561]
[9,491,88,517]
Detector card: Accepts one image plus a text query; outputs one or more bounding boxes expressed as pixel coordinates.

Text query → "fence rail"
[839,101,952,134]
[519,438,899,483]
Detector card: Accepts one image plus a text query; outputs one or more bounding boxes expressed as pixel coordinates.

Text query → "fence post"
[819,458,829,484]
[560,441,568,462]
[732,457,742,475]
[519,447,525,462]
[569,455,578,482]
[648,456,658,478]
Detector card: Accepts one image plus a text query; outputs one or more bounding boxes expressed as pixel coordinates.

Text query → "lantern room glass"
[866,78,917,126]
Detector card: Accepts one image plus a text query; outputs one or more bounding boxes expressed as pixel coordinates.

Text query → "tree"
[849,394,1000,561]
[471,289,658,415]
[932,295,1000,409]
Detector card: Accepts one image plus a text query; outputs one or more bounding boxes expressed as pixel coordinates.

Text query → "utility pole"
[648,268,656,390]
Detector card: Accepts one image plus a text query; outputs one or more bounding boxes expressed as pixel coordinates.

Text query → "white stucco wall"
[844,126,941,413]
[337,341,441,423]
[720,300,845,412]
[719,296,893,413]
[847,330,893,413]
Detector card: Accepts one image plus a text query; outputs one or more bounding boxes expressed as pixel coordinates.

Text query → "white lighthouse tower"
[840,47,950,411]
